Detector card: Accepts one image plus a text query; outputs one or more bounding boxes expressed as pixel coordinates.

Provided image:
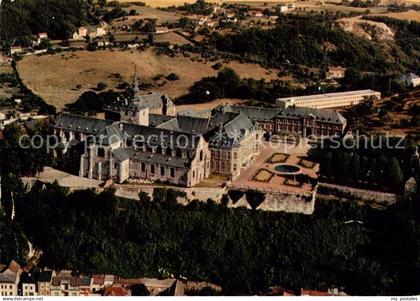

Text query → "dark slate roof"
[20,272,37,284]
[149,114,175,127]
[176,116,209,134]
[157,112,242,136]
[137,93,163,110]
[121,123,201,151]
[156,118,180,131]
[177,109,197,117]
[227,104,346,124]
[112,148,133,162]
[104,92,173,113]
[279,106,346,124]
[37,271,53,283]
[79,276,92,287]
[104,101,147,114]
[224,113,254,139]
[177,108,211,118]
[208,109,239,131]
[54,114,113,134]
[97,124,124,145]
[226,105,282,122]
[131,151,191,168]
[209,113,255,150]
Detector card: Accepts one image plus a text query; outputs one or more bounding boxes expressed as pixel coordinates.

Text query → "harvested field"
[373,10,420,22]
[155,32,192,45]
[116,6,183,23]
[16,48,279,110]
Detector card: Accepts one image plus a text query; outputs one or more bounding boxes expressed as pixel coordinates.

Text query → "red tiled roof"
[104,286,130,296]
[301,289,331,296]
[8,261,21,274]
[93,274,105,285]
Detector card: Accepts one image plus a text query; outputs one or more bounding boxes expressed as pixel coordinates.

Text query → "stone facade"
[210,129,261,180]
[276,89,381,109]
[226,105,347,138]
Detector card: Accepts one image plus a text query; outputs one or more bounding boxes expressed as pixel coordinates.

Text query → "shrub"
[212,62,223,70]
[165,73,180,81]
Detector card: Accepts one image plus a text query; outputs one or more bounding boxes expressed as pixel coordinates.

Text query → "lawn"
[298,159,316,169]
[252,169,274,183]
[284,179,302,187]
[267,153,290,164]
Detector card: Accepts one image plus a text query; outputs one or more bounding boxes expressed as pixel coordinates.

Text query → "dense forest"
[210,14,419,74]
[0,123,53,178]
[177,68,337,104]
[0,0,88,42]
[0,182,417,295]
[0,115,419,296]
[310,136,420,192]
[0,208,29,264]
[363,16,420,73]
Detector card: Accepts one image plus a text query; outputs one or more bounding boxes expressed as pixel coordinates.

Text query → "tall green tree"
[386,157,404,191]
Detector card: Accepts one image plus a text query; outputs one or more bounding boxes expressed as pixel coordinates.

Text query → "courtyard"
[230,139,319,195]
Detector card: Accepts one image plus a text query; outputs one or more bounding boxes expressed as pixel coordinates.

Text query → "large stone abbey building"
[53,76,347,187]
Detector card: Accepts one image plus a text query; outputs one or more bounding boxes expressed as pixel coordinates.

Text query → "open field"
[155,32,192,45]
[176,98,245,112]
[117,0,420,8]
[112,31,191,45]
[373,10,420,22]
[0,65,13,74]
[117,6,184,23]
[16,49,279,109]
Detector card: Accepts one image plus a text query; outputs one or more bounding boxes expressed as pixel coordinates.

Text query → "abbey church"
[53,74,346,187]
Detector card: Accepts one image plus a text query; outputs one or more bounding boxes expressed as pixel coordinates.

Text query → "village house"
[10,46,23,56]
[91,274,115,293]
[36,270,53,296]
[94,27,107,38]
[104,285,131,296]
[50,271,81,296]
[155,26,170,34]
[248,10,264,17]
[0,261,21,296]
[400,73,420,88]
[327,66,346,80]
[279,5,289,12]
[72,26,88,40]
[19,272,37,296]
[116,278,184,296]
[36,32,49,45]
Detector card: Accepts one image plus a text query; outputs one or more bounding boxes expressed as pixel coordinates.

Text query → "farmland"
[16,49,279,109]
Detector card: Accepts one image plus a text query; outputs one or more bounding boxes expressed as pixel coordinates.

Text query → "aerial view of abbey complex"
[0,0,419,298]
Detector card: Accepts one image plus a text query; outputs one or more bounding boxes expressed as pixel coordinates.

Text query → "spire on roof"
[132,65,140,97]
